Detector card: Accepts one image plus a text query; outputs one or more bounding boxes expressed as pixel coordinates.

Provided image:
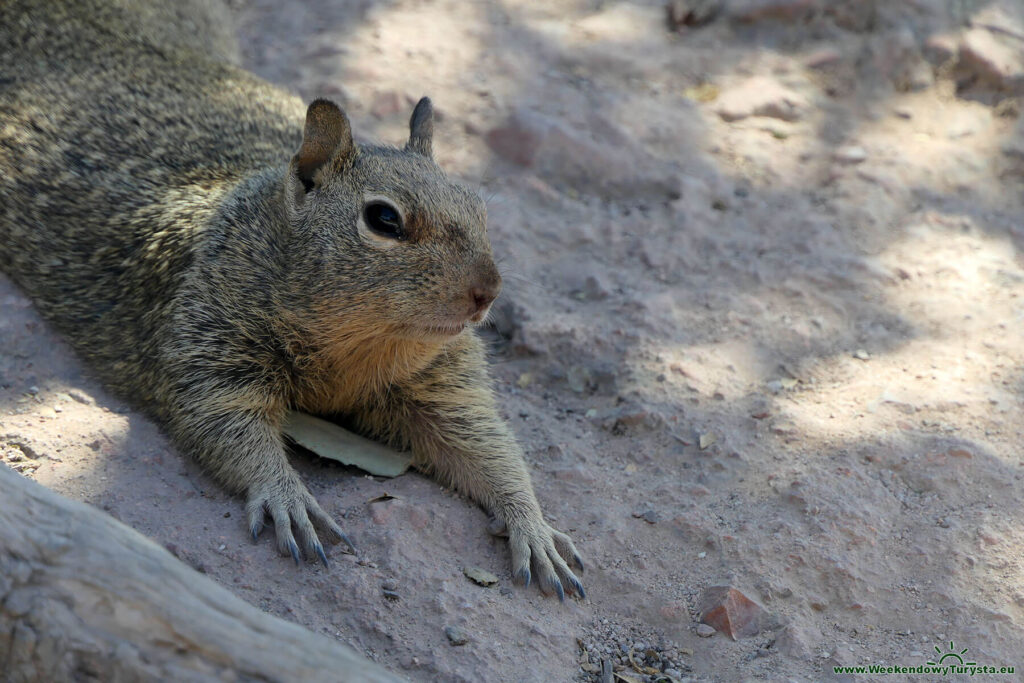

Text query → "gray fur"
[0,0,583,597]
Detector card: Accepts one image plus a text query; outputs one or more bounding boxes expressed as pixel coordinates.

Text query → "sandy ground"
[4,0,1024,680]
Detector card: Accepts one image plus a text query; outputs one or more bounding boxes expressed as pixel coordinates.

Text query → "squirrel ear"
[293,99,354,192]
[406,97,433,158]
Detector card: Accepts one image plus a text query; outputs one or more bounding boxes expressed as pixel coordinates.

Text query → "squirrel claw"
[288,539,301,565]
[337,531,356,554]
[314,543,329,568]
[514,567,531,588]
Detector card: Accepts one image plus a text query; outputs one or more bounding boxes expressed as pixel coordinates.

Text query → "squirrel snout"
[470,286,497,314]
[468,263,501,320]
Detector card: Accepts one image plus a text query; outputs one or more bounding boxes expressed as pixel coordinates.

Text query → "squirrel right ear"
[406,97,433,158]
[293,99,354,192]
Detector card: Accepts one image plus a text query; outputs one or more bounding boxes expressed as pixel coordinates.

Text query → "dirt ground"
[3,0,1024,680]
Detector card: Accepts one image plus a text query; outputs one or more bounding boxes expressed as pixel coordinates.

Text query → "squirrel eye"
[364,202,404,239]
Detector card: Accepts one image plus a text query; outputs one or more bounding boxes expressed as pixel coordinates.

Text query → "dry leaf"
[684,83,720,102]
[463,567,499,586]
[627,649,660,675]
[283,411,411,477]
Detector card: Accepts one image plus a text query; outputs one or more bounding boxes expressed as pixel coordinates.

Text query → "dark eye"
[364,202,404,240]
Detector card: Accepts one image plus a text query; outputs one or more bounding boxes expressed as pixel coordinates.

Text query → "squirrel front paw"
[245,473,353,566]
[496,515,585,601]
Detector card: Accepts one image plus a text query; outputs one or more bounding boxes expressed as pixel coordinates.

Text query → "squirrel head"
[283,97,500,343]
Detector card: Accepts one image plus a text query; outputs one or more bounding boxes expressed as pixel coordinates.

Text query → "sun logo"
[927,641,976,667]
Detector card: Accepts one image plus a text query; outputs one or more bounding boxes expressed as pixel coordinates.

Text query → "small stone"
[664,668,683,679]
[960,28,1024,93]
[369,90,404,119]
[666,0,723,30]
[714,76,806,122]
[775,623,817,658]
[463,567,499,587]
[698,432,716,450]
[804,48,842,69]
[567,365,593,394]
[67,388,94,405]
[633,510,661,524]
[485,111,546,167]
[583,274,611,300]
[445,626,469,646]
[381,578,399,591]
[581,662,599,674]
[853,349,870,360]
[696,623,716,637]
[835,146,867,164]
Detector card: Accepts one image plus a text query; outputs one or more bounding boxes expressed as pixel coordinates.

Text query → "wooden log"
[0,464,400,683]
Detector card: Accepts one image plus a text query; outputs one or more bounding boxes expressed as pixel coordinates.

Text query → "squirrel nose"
[470,285,497,314]
[468,261,502,318]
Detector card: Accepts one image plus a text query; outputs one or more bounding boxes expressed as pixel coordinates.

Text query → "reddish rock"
[484,112,546,166]
[698,586,765,639]
[369,90,403,119]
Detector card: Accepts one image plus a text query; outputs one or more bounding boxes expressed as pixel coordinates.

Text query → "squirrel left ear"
[293,99,354,193]
[406,97,433,158]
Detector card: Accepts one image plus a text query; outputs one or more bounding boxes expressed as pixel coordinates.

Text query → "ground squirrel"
[0,0,584,600]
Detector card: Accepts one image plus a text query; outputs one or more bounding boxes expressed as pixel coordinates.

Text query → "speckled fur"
[0,0,583,597]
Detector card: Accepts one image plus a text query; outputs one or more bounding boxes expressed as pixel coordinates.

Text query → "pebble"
[369,90,404,119]
[715,76,806,122]
[567,365,594,393]
[834,146,867,164]
[67,388,94,405]
[696,624,716,637]
[633,510,660,524]
[444,626,469,646]
[485,111,545,167]
[960,27,1024,94]
[666,0,722,30]
[853,349,870,360]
